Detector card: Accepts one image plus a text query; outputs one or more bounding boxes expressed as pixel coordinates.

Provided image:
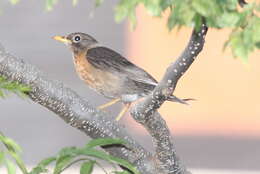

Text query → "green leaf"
[85,138,127,149]
[194,14,202,31]
[257,2,260,12]
[12,154,26,172]
[54,147,78,174]
[78,148,140,174]
[38,156,57,167]
[216,12,240,28]
[0,135,22,153]
[9,0,20,5]
[191,0,209,16]
[256,42,260,48]
[191,0,219,17]
[114,0,137,23]
[29,167,48,174]
[227,15,260,60]
[0,76,31,98]
[160,0,173,10]
[45,0,59,11]
[0,151,4,165]
[229,32,249,60]
[8,151,28,174]
[54,155,76,174]
[46,0,53,11]
[58,146,78,157]
[0,90,4,98]
[167,0,196,30]
[234,44,249,61]
[251,17,260,43]
[95,0,104,7]
[143,0,162,16]
[80,161,95,174]
[72,0,78,6]
[29,157,56,174]
[225,0,239,10]
[0,133,28,174]
[5,159,16,174]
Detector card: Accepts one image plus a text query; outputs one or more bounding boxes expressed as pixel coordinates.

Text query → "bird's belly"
[74,56,120,98]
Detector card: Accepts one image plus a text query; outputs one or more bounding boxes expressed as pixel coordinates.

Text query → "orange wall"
[125,6,260,137]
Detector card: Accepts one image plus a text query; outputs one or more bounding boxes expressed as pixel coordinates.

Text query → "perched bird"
[54,32,190,121]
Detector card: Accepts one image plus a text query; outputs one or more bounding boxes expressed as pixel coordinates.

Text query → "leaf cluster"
[7,0,260,60]
[114,0,260,60]
[0,135,140,174]
[44,0,104,9]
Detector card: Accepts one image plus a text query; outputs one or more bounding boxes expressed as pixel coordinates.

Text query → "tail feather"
[167,95,195,105]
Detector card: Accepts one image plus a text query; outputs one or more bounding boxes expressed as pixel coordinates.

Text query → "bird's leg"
[116,103,131,121]
[98,98,121,110]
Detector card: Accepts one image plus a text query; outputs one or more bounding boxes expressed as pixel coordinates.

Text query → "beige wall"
[126,6,260,137]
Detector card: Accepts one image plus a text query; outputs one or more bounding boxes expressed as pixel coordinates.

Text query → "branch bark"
[131,22,208,174]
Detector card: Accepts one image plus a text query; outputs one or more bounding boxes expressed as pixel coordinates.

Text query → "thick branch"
[131,23,208,174]
[0,45,155,174]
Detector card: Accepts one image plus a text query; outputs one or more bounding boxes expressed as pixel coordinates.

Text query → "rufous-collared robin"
[53,32,191,121]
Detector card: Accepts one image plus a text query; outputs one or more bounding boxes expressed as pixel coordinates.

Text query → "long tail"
[167,95,195,105]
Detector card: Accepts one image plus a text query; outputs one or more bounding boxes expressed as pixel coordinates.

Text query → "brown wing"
[86,46,158,86]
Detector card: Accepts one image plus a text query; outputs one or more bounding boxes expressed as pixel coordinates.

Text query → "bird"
[53,32,191,121]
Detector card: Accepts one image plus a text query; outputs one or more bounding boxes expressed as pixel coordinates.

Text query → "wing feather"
[87,46,158,86]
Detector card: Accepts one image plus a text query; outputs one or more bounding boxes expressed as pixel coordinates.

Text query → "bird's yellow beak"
[53,36,72,44]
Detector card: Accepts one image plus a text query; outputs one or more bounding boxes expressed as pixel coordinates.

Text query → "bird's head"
[53,32,98,54]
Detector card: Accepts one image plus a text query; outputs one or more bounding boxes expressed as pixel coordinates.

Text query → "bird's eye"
[74,35,81,42]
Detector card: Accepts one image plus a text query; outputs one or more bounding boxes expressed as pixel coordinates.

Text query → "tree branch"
[0,45,155,174]
[131,22,208,174]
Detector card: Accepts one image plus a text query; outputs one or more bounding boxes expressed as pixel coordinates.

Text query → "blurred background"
[0,0,259,173]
